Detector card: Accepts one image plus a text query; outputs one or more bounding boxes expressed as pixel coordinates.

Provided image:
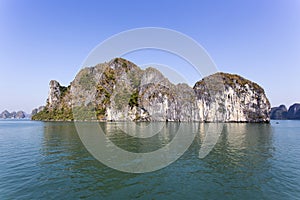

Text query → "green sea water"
[0,120,299,199]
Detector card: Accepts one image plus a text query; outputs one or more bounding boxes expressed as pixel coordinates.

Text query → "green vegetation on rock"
[129,90,139,108]
[31,107,73,121]
[79,70,95,90]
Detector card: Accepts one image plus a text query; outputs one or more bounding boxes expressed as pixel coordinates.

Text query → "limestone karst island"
[32,58,270,122]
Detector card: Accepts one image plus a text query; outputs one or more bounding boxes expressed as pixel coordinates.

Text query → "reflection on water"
[196,123,274,199]
[75,122,198,173]
[100,122,181,153]
[1,121,300,199]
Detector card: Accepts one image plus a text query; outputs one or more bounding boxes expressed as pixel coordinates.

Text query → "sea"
[0,119,299,199]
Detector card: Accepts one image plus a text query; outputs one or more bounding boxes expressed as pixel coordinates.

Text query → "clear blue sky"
[1,0,299,113]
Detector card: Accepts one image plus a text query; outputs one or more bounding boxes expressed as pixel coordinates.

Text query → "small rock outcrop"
[16,111,26,119]
[0,110,11,119]
[31,58,271,122]
[31,106,45,116]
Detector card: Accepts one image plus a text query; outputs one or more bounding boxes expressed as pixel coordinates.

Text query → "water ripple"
[1,120,300,199]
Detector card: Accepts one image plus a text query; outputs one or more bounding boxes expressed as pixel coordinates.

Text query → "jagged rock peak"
[47,80,63,110]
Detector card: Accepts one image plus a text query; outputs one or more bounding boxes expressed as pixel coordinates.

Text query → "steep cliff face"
[32,58,270,122]
[135,68,198,121]
[194,73,270,122]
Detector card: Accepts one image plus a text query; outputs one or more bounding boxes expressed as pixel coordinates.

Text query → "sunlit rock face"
[32,58,271,123]
[194,73,270,122]
[47,80,61,110]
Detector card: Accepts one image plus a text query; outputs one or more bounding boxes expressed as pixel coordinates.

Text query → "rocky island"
[271,104,300,120]
[32,58,270,122]
[0,110,28,119]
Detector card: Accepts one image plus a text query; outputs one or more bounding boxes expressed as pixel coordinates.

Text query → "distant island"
[270,104,300,120]
[0,110,29,119]
[32,58,271,123]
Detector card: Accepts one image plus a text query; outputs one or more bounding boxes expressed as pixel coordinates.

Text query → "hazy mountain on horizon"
[271,103,300,120]
[0,110,30,119]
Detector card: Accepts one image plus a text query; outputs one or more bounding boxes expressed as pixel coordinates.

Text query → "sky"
[0,0,300,113]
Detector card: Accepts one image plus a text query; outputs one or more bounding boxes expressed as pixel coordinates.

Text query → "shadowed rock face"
[0,110,11,119]
[16,111,26,119]
[270,104,300,120]
[31,106,45,116]
[270,105,288,120]
[287,104,300,119]
[32,58,271,122]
